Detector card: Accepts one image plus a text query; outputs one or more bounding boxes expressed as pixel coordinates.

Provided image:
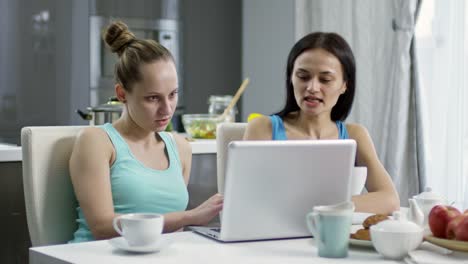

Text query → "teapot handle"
[76,109,92,120]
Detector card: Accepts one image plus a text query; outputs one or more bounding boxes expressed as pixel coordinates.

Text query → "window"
[415,0,468,208]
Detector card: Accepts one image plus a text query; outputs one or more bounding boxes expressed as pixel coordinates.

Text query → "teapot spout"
[408,198,424,227]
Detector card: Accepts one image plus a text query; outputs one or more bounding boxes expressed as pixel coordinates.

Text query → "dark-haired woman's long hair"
[275,32,356,122]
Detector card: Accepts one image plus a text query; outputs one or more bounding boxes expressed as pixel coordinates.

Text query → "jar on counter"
[208,95,237,122]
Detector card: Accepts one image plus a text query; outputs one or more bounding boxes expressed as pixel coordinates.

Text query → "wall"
[69,1,91,125]
[0,0,90,146]
[241,0,296,121]
[181,0,242,119]
[0,0,242,144]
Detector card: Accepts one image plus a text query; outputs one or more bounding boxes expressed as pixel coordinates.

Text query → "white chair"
[21,126,85,246]
[216,122,247,194]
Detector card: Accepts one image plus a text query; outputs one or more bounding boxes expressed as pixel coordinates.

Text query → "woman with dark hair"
[243,32,399,215]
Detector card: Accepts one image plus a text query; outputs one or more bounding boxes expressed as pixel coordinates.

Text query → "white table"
[30,231,405,264]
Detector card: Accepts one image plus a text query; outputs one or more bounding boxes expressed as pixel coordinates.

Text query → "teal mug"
[306,201,354,258]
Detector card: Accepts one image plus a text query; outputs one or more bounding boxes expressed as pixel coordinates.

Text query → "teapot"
[412,187,447,227]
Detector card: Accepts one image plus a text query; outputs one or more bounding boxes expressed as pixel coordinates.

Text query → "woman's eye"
[296,74,309,80]
[146,96,159,101]
[320,79,332,83]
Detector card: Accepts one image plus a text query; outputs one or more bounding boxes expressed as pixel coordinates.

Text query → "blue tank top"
[269,115,349,140]
[70,123,189,243]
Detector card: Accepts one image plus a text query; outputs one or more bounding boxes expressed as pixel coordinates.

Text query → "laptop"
[191,139,356,242]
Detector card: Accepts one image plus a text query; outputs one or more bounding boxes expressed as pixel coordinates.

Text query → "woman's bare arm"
[347,124,400,215]
[69,127,119,239]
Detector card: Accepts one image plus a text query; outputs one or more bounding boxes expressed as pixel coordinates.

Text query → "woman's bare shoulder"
[75,126,109,143]
[346,123,370,140]
[345,122,379,164]
[244,115,272,140]
[73,126,113,154]
[171,132,192,153]
[69,126,115,178]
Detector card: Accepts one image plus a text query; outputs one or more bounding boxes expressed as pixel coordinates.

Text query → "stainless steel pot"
[77,97,123,125]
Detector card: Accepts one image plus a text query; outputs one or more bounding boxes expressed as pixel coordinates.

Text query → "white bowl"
[371,228,423,259]
[370,212,424,260]
[350,167,367,195]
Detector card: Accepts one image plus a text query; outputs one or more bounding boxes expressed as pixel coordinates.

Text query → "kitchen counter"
[0,139,216,162]
[0,143,22,162]
[188,139,216,154]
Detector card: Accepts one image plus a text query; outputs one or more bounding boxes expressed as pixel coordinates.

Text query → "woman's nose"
[158,98,172,115]
[306,78,320,92]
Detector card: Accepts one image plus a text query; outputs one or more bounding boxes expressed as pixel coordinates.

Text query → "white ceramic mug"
[351,166,367,196]
[113,213,164,247]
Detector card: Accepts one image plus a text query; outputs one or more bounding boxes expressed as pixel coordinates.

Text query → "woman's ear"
[341,82,347,94]
[115,84,127,103]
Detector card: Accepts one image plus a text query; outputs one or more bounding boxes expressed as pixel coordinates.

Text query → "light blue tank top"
[269,115,349,140]
[70,123,189,243]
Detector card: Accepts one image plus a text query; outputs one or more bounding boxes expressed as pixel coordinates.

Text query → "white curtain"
[415,0,468,209]
[295,0,424,205]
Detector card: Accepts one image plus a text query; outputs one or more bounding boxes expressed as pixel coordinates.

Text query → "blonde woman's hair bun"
[103,21,136,56]
[103,20,173,93]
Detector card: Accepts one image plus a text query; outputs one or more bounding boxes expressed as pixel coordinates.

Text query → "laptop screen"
[218,139,356,242]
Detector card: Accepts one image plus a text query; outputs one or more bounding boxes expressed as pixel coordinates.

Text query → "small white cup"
[113,213,164,247]
[351,166,367,196]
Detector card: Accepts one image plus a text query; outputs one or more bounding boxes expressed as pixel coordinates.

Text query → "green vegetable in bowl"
[186,119,217,139]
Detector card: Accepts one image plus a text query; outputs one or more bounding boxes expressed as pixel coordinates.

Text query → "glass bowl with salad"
[182,114,224,139]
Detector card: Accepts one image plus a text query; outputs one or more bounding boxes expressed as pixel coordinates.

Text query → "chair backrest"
[216,122,247,194]
[21,126,85,246]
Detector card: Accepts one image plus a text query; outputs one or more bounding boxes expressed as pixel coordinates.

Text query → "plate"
[352,212,374,225]
[424,235,468,252]
[349,238,374,249]
[108,237,171,253]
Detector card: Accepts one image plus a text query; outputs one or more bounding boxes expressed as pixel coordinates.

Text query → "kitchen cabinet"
[0,161,30,264]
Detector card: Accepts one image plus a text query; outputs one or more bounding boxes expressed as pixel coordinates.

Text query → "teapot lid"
[371,211,423,233]
[413,187,445,201]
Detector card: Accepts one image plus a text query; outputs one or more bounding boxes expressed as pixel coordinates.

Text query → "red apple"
[446,214,464,239]
[454,215,468,241]
[428,205,461,238]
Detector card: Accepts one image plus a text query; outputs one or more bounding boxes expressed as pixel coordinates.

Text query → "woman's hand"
[187,193,223,226]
